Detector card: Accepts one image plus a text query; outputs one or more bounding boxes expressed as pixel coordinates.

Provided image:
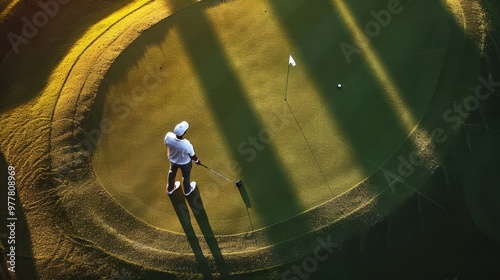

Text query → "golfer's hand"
[191,155,201,165]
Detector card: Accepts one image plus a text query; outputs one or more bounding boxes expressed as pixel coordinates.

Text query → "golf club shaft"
[200,164,235,184]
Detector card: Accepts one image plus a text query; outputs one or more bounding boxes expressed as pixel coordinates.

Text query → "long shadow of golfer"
[186,188,231,278]
[169,193,214,279]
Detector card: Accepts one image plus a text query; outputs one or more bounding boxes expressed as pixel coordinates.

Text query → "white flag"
[288,55,296,67]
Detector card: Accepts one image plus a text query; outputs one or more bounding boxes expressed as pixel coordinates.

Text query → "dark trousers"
[168,161,192,192]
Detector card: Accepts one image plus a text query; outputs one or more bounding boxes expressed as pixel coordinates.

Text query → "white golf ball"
[337,83,342,88]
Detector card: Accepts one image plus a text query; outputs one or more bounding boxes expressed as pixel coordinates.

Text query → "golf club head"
[235,180,243,188]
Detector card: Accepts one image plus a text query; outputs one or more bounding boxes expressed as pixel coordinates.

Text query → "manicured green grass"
[93,0,455,236]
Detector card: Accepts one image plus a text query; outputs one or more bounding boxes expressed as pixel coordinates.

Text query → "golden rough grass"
[443,0,490,53]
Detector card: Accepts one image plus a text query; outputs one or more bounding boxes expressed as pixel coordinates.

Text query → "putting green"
[92,0,449,235]
[0,0,495,277]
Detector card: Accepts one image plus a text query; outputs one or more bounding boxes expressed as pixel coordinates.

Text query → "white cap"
[174,121,189,136]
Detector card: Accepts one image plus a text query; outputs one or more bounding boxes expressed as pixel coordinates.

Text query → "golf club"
[200,163,243,187]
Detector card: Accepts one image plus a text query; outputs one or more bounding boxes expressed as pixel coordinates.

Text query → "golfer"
[164,121,201,196]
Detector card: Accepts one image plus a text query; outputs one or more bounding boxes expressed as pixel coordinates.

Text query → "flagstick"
[284,62,291,101]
